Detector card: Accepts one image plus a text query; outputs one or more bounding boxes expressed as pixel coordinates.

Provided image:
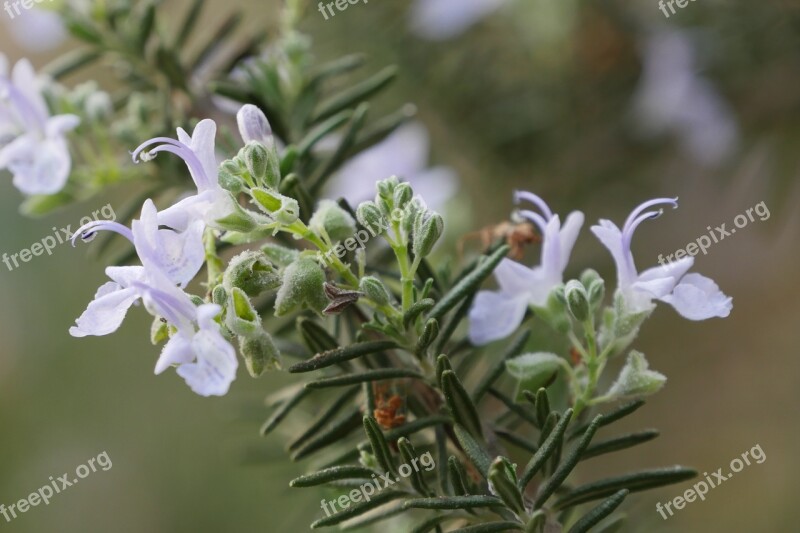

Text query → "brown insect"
[458,221,541,261]
[373,383,406,429]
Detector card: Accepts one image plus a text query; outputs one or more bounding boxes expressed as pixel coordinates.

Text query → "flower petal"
[177,325,237,396]
[558,211,584,270]
[69,284,139,337]
[468,290,529,345]
[659,272,732,320]
[591,219,636,286]
[3,135,71,195]
[154,334,194,374]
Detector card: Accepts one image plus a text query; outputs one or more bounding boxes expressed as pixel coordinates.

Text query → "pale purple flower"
[409,0,509,41]
[2,8,67,52]
[631,30,737,166]
[0,56,79,195]
[326,122,457,210]
[132,119,235,231]
[69,199,205,338]
[468,191,584,345]
[237,104,273,145]
[591,198,732,320]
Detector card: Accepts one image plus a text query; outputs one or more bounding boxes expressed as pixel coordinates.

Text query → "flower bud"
[309,200,356,242]
[587,278,605,308]
[359,276,390,306]
[376,176,399,201]
[251,188,299,225]
[218,169,244,194]
[393,182,413,209]
[261,242,299,267]
[223,250,280,296]
[356,201,385,234]
[565,279,590,322]
[607,351,666,398]
[275,257,328,317]
[211,284,227,306]
[412,212,444,258]
[220,159,242,175]
[213,198,260,233]
[226,287,261,337]
[85,91,112,121]
[237,104,273,145]
[243,141,269,181]
[239,330,281,377]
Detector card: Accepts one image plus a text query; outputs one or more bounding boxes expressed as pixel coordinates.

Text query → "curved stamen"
[515,209,549,234]
[71,220,134,247]
[622,197,678,237]
[622,209,664,254]
[131,137,212,191]
[0,79,46,132]
[514,190,553,220]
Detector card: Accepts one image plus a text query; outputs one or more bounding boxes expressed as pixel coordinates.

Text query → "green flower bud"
[606,351,666,399]
[412,212,444,258]
[239,330,281,377]
[275,257,328,317]
[211,284,227,306]
[309,200,356,242]
[220,159,241,175]
[223,250,280,296]
[218,169,244,194]
[243,141,269,182]
[261,242,299,267]
[356,201,385,233]
[402,199,424,235]
[226,287,261,337]
[580,268,601,287]
[587,277,605,308]
[376,176,398,201]
[359,276,390,306]
[393,182,413,209]
[251,188,299,225]
[565,279,590,322]
[415,318,439,355]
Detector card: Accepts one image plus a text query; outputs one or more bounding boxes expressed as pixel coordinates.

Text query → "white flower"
[132,119,235,231]
[468,191,584,345]
[409,0,509,41]
[0,56,79,195]
[591,197,732,320]
[325,122,457,211]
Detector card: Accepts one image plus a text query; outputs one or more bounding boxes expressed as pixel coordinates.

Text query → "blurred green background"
[1,0,798,531]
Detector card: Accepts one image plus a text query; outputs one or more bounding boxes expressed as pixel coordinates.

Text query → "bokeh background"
[1,0,798,531]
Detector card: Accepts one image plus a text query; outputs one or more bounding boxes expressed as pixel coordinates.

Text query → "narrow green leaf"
[297,316,339,353]
[454,522,524,532]
[296,109,353,158]
[351,103,417,155]
[308,54,366,85]
[567,490,628,533]
[453,424,491,479]
[473,330,531,402]
[592,515,626,533]
[43,49,102,79]
[364,416,397,475]
[518,409,573,490]
[448,456,471,496]
[434,293,474,355]
[404,298,435,328]
[340,502,406,531]
[261,386,312,436]
[384,415,451,441]
[190,12,242,70]
[442,371,484,440]
[291,410,363,461]
[289,465,377,487]
[535,388,551,428]
[309,102,369,193]
[416,319,440,355]
[428,245,510,321]
[580,430,659,461]
[136,3,156,51]
[411,515,453,533]
[487,388,537,426]
[398,438,431,495]
[494,430,537,455]
[289,340,397,373]
[288,387,360,451]
[488,458,525,515]
[312,66,397,123]
[311,490,407,528]
[555,467,697,509]
[535,415,603,508]
[568,400,645,441]
[403,495,502,510]
[435,354,453,388]
[175,0,205,48]
[305,369,424,389]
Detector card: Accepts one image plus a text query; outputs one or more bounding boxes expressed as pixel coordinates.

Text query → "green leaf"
[568,400,645,441]
[309,102,369,194]
[506,353,564,401]
[288,340,397,373]
[487,388,537,427]
[518,409,573,490]
[453,424,491,479]
[455,523,524,532]
[567,490,629,533]
[442,371,484,440]
[435,354,453,388]
[472,330,531,402]
[175,0,205,48]
[308,54,366,85]
[434,293,474,355]
[535,415,603,508]
[296,109,353,158]
[580,430,659,461]
[534,388,551,428]
[398,438,431,495]
[404,298,436,328]
[364,416,397,475]
[311,66,397,123]
[43,49,102,79]
[411,515,453,533]
[403,495,502,510]
[289,465,377,488]
[291,410,363,461]
[488,458,525,515]
[495,430,537,455]
[305,369,424,389]
[288,387,360,451]
[554,466,697,510]
[260,386,312,436]
[135,3,156,51]
[297,317,339,353]
[415,319,440,355]
[428,245,510,321]
[311,490,407,528]
[448,456,471,496]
